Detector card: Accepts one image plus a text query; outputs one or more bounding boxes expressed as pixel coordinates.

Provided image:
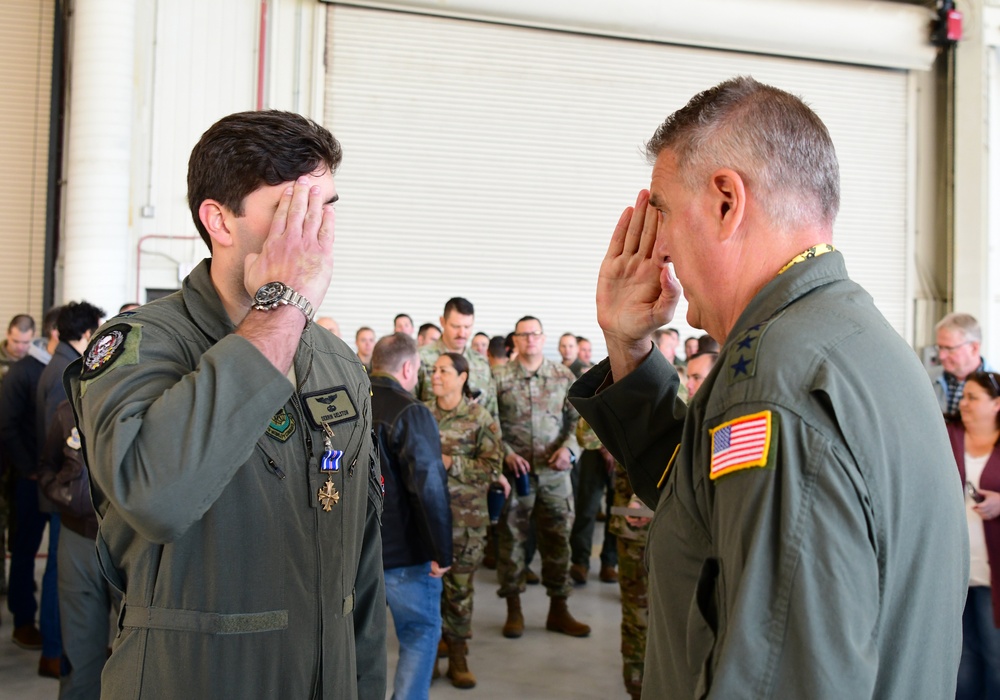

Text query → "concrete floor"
[1,530,629,700]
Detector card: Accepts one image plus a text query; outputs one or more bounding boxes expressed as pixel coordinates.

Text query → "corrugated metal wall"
[0,0,54,329]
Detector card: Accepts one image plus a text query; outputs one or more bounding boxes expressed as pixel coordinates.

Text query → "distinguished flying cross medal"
[320,421,343,472]
[317,477,340,511]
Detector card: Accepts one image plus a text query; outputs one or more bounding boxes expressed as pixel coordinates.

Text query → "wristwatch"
[252,282,315,325]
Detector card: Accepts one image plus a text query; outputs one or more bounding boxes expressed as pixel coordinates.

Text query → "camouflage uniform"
[579,419,650,699]
[494,358,580,599]
[426,397,503,640]
[416,340,497,419]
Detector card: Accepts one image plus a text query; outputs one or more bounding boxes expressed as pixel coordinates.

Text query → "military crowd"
[0,77,989,700]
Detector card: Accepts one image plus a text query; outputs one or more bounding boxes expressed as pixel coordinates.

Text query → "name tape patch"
[709,410,772,480]
[301,387,359,430]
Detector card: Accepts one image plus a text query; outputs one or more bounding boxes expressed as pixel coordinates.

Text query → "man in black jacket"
[371,332,452,700]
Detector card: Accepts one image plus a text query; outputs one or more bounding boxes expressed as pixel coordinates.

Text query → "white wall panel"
[322,6,910,361]
[0,0,54,326]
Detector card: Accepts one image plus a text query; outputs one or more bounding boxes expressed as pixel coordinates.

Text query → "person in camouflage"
[494,316,588,638]
[578,418,650,700]
[416,297,497,419]
[426,352,507,688]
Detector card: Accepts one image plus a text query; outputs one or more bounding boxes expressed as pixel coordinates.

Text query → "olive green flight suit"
[571,251,968,699]
[65,260,386,699]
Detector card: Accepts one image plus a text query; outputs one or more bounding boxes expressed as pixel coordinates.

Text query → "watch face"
[255,282,286,306]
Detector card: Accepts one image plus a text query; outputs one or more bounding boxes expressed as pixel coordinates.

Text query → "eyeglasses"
[512,331,543,338]
[984,372,1000,396]
[935,341,972,354]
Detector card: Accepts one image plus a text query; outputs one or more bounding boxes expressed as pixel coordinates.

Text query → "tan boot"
[545,596,591,637]
[502,594,524,638]
[446,638,477,689]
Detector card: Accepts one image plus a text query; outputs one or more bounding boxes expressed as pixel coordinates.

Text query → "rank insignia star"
[317,477,340,511]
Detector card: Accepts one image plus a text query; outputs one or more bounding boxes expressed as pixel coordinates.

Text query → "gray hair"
[645,76,840,231]
[935,312,982,343]
[372,332,418,373]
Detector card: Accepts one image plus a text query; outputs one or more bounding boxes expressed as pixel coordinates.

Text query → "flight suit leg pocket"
[688,556,725,699]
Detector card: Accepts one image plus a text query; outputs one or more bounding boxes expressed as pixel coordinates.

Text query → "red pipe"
[257,0,268,110]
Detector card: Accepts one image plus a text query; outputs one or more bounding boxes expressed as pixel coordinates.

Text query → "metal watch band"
[253,284,315,325]
[278,287,315,325]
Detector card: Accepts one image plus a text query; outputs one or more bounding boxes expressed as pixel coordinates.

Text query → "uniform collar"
[181,259,237,343]
[727,249,849,345]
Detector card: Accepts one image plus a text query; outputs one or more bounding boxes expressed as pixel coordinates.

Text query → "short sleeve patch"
[81,324,140,382]
[709,410,773,480]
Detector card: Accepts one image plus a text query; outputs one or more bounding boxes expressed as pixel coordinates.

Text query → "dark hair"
[187,110,343,251]
[504,332,515,355]
[394,313,412,324]
[41,307,61,338]
[689,351,719,367]
[474,332,490,341]
[372,333,418,373]
[440,352,473,398]
[576,336,589,344]
[355,326,374,340]
[418,323,441,337]
[488,335,508,360]
[443,297,474,318]
[514,316,542,333]
[57,301,105,342]
[965,372,1000,430]
[697,334,720,355]
[8,314,34,334]
[646,76,839,230]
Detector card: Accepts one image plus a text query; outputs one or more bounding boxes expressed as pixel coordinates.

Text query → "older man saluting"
[570,77,968,699]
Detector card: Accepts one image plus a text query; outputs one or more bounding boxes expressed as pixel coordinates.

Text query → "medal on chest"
[315,420,349,511]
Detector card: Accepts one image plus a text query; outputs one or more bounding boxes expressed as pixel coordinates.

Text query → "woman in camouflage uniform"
[427,352,508,689]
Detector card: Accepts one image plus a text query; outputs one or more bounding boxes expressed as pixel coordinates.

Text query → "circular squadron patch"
[81,324,133,381]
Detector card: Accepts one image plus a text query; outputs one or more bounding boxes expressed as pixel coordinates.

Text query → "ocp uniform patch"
[80,324,140,383]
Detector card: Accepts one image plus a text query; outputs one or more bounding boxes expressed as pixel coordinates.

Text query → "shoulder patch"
[266,408,296,442]
[81,324,139,382]
[709,410,773,480]
[726,319,773,385]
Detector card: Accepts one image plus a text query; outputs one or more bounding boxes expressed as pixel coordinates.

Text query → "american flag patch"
[709,410,772,480]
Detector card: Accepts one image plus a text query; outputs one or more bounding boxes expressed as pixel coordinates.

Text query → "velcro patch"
[301,387,359,429]
[709,410,772,480]
[266,408,296,442]
[81,324,139,382]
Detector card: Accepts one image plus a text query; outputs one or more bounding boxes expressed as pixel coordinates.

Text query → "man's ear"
[709,168,747,241]
[198,199,235,249]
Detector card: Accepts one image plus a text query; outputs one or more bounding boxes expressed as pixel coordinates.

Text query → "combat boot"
[502,594,524,638]
[545,596,591,637]
[446,637,477,689]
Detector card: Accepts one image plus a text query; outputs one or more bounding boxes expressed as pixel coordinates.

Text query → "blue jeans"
[41,514,63,660]
[384,562,442,700]
[7,477,49,627]
[957,586,1000,699]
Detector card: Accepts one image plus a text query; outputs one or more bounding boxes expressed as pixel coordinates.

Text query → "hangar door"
[323,5,910,357]
[0,0,55,328]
